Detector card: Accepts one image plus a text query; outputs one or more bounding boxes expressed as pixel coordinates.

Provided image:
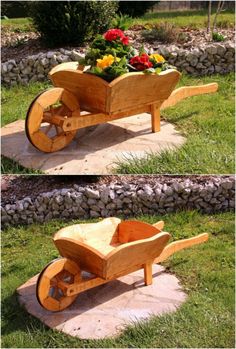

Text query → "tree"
[206,1,225,36]
[118,1,159,18]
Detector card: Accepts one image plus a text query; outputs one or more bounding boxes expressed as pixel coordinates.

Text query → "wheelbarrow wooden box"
[25,62,218,153]
[36,218,208,312]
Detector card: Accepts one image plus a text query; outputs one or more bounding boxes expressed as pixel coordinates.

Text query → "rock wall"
[1,176,234,227]
[1,42,235,86]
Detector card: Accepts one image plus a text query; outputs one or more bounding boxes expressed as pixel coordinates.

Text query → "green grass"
[1,17,33,32]
[2,211,235,348]
[1,81,51,126]
[1,156,42,174]
[1,74,235,175]
[116,73,235,174]
[132,9,235,29]
[1,10,235,32]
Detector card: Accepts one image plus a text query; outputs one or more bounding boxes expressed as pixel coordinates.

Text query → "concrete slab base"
[1,114,185,174]
[17,265,187,340]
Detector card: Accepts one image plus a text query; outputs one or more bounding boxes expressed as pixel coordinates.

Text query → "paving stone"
[17,264,187,339]
[1,115,185,174]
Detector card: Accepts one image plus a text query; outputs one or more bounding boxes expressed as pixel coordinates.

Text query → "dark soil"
[1,174,228,206]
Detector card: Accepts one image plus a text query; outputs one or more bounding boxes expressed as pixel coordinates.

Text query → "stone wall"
[1,42,235,86]
[1,176,234,228]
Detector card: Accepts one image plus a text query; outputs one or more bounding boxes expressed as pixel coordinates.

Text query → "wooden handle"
[155,233,209,263]
[161,83,218,110]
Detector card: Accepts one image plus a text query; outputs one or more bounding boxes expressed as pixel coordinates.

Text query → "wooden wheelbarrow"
[36,217,208,311]
[25,62,218,153]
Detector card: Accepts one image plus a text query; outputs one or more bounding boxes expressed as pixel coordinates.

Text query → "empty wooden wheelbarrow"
[25,62,218,153]
[36,217,208,311]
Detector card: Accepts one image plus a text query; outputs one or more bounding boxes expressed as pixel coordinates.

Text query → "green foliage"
[118,1,159,18]
[29,1,118,47]
[212,31,225,42]
[142,22,189,44]
[116,73,235,175]
[111,13,133,30]
[1,1,28,18]
[88,57,129,82]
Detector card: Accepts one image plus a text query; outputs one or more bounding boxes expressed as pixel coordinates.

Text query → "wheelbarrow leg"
[144,261,153,285]
[150,103,161,133]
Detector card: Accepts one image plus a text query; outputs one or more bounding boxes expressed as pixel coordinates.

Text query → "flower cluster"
[79,29,175,82]
[104,29,129,45]
[129,53,153,71]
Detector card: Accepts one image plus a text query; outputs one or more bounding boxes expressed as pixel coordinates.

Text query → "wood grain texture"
[53,218,170,279]
[49,64,180,114]
[108,70,180,114]
[104,231,170,279]
[155,233,209,263]
[152,220,165,230]
[36,258,81,311]
[151,103,161,132]
[25,87,78,152]
[160,83,218,110]
[144,260,153,286]
[118,220,161,243]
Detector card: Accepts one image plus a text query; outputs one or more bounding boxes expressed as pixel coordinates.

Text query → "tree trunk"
[213,1,225,32]
[207,0,212,33]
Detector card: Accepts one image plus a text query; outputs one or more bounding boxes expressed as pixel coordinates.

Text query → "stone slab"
[17,265,187,339]
[1,115,185,174]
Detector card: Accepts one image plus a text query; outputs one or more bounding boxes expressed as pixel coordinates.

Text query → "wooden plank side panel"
[54,238,105,278]
[50,70,108,113]
[118,220,161,243]
[104,232,170,279]
[108,70,180,114]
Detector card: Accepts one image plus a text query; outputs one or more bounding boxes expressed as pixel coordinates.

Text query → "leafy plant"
[79,29,174,82]
[28,1,118,47]
[142,22,178,43]
[111,13,133,30]
[142,22,190,44]
[212,31,225,41]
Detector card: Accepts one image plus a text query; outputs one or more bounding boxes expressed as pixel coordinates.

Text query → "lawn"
[2,73,234,174]
[116,72,235,174]
[1,17,33,32]
[2,211,235,348]
[1,9,235,31]
[133,9,235,29]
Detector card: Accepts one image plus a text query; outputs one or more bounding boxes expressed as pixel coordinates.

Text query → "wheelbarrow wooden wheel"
[36,258,81,312]
[25,87,80,152]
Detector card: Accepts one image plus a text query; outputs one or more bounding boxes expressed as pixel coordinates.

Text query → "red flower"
[129,54,153,71]
[104,29,129,45]
[121,36,129,45]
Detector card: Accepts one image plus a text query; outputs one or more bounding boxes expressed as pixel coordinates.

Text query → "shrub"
[142,22,177,43]
[29,1,118,47]
[212,32,225,42]
[118,1,159,17]
[1,1,28,18]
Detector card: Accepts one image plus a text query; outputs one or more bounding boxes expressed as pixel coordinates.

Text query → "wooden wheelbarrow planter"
[25,62,218,153]
[36,217,208,311]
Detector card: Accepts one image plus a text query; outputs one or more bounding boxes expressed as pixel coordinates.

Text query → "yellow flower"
[149,53,165,63]
[96,55,120,69]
